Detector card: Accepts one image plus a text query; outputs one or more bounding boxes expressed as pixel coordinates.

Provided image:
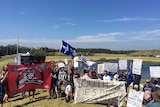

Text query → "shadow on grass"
[13,95,48,107]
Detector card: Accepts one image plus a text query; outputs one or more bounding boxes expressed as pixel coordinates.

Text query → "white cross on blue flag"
[60,40,77,58]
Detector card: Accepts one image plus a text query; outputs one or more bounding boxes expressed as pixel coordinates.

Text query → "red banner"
[7,61,52,97]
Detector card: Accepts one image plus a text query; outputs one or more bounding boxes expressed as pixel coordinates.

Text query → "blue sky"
[0,0,160,50]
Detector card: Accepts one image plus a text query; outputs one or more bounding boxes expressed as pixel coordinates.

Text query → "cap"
[134,84,138,89]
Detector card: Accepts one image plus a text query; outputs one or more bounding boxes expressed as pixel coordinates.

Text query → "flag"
[81,55,96,70]
[127,63,133,86]
[60,40,77,58]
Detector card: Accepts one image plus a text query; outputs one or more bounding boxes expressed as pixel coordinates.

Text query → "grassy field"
[4,90,106,107]
[0,54,157,107]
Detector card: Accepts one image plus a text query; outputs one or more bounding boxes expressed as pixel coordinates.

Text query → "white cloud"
[100,17,160,22]
[0,29,160,49]
[66,22,75,26]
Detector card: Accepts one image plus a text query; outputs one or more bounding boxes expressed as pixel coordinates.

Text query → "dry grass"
[4,90,106,107]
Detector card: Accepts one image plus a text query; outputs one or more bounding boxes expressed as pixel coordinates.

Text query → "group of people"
[132,77,160,107]
[1,61,160,107]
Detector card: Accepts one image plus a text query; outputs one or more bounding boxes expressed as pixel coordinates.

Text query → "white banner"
[132,59,143,75]
[105,62,118,73]
[74,79,126,106]
[150,66,160,78]
[127,89,144,107]
[119,60,127,70]
[97,64,105,74]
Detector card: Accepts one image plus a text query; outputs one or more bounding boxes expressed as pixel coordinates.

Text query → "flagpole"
[17,36,19,57]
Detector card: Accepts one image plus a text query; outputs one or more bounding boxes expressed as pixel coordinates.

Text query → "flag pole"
[17,36,19,57]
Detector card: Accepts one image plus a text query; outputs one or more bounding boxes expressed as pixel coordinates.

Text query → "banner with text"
[7,61,52,97]
[74,79,126,106]
[150,66,160,78]
[132,59,143,75]
[127,89,144,107]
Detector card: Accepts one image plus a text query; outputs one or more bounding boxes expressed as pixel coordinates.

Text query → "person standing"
[0,71,8,107]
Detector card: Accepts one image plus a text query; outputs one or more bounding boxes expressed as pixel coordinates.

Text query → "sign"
[7,61,52,97]
[119,60,127,70]
[150,66,160,78]
[74,79,126,105]
[105,62,118,73]
[132,59,143,75]
[127,89,144,107]
[97,64,105,74]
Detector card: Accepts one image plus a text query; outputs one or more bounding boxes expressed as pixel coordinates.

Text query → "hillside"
[129,50,160,56]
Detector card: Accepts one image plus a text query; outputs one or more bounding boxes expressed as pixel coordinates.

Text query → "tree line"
[0,45,137,57]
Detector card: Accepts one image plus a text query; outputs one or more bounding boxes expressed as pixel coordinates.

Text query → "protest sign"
[74,79,126,105]
[105,62,118,73]
[132,59,143,75]
[119,60,127,70]
[127,89,144,107]
[97,64,105,74]
[150,66,160,78]
[7,61,52,97]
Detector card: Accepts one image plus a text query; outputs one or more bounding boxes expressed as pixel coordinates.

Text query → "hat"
[146,79,150,83]
[152,90,160,102]
[114,74,118,79]
[58,63,65,68]
[134,84,138,89]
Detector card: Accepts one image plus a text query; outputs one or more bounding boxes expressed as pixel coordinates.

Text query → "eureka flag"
[60,40,77,58]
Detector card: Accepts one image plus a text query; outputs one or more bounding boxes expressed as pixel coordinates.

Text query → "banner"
[150,66,160,78]
[127,89,144,107]
[119,60,127,70]
[74,79,126,106]
[105,62,118,73]
[7,61,52,97]
[132,59,143,75]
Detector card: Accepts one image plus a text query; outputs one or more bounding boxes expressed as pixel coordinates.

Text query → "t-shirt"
[146,102,160,107]
[51,71,58,85]
[103,75,111,82]
[81,75,91,80]
[65,84,72,95]
[58,69,68,82]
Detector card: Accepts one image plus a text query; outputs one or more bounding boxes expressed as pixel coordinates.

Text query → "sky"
[0,0,160,50]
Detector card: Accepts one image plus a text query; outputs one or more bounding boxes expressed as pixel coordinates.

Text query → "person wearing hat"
[57,62,68,98]
[133,84,139,91]
[146,90,160,107]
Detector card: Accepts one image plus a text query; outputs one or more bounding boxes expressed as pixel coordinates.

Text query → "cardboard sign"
[132,59,143,75]
[150,66,160,78]
[97,64,105,74]
[105,62,118,73]
[127,89,144,107]
[119,60,127,70]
